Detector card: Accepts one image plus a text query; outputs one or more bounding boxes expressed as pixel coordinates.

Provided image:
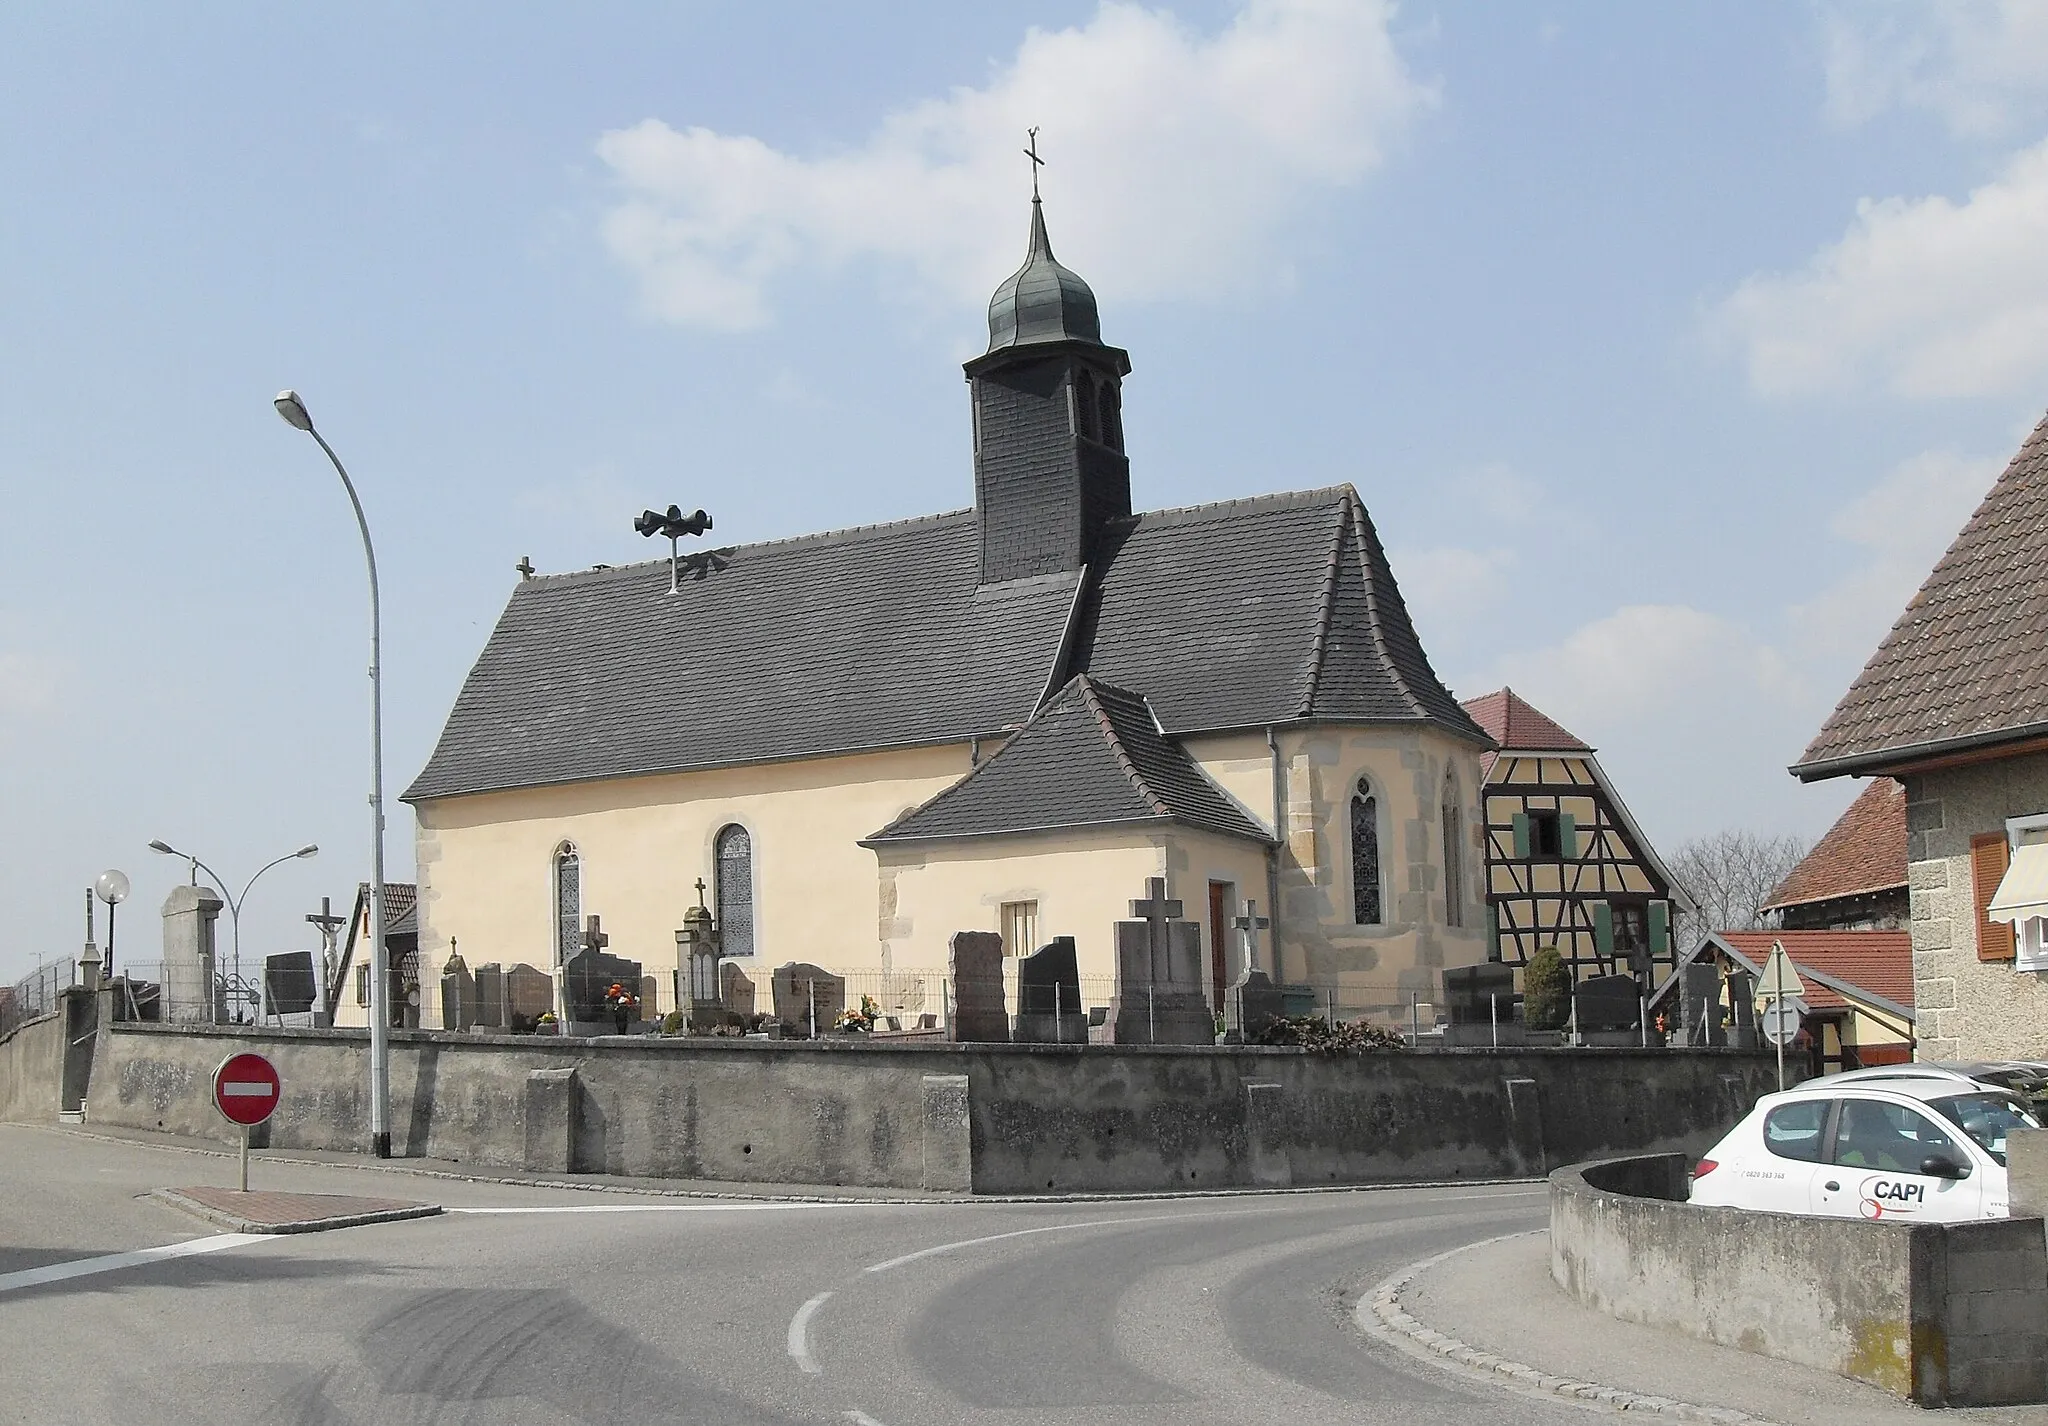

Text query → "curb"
[35,1123,1539,1206]
[150,1188,444,1235]
[1356,1231,1780,1425]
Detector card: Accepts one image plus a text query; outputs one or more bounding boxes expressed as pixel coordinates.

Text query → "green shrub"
[659,1009,687,1036]
[1523,947,1570,1030]
[1251,1015,1407,1054]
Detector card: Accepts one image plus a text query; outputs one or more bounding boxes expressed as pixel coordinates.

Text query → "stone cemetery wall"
[79,1017,1775,1196]
[0,989,72,1124]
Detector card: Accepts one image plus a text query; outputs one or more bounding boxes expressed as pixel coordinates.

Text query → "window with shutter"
[1592,901,1614,960]
[1971,833,2016,962]
[1649,900,1670,957]
[1558,812,1577,859]
[1511,812,1530,859]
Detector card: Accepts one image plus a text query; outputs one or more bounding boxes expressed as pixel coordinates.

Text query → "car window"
[1928,1092,2040,1166]
[1830,1098,1960,1174]
[1762,1100,1828,1162]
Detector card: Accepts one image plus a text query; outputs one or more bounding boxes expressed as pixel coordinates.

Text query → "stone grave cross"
[1131,877,1182,980]
[582,915,608,956]
[1231,899,1270,975]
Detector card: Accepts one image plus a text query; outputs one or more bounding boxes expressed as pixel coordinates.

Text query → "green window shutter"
[1511,812,1530,859]
[1558,811,1577,859]
[1593,901,1614,959]
[1649,900,1670,956]
[1487,904,1501,962]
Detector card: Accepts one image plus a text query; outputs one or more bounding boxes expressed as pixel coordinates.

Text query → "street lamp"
[93,870,130,979]
[275,387,392,1160]
[147,840,317,1017]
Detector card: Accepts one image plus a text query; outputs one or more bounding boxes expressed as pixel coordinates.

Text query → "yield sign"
[212,1052,281,1127]
[1755,941,1808,1003]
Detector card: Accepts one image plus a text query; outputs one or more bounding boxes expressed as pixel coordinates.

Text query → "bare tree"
[1667,828,1810,951]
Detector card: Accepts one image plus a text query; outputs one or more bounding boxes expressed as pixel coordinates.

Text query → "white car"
[1688,1077,2040,1222]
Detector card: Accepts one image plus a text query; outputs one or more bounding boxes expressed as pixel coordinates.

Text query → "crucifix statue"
[1232,898,1271,976]
[1130,876,1182,980]
[1023,125,1044,201]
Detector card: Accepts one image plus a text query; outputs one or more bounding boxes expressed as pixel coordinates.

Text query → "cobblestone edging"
[1356,1231,1779,1425]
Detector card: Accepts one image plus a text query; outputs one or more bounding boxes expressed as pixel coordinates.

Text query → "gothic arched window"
[1098,380,1122,451]
[1351,779,1383,925]
[552,842,581,966]
[715,824,755,958]
[1441,771,1464,928]
[1074,370,1099,442]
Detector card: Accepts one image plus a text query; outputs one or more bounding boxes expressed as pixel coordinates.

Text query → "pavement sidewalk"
[1372,1229,2048,1425]
[152,1186,442,1234]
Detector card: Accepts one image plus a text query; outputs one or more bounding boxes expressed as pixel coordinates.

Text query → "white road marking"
[0,1234,268,1296]
[451,1202,873,1215]
[843,1410,889,1425]
[789,1290,832,1374]
[863,1214,1194,1273]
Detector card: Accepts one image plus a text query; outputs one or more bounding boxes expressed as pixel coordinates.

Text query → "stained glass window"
[716,825,755,958]
[1352,781,1382,925]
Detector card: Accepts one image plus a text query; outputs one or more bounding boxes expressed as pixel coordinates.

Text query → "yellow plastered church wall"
[410,743,978,1025]
[873,828,1168,993]
[1162,828,1279,987]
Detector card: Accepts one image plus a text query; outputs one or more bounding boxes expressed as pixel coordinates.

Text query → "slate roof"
[865,675,1271,845]
[406,486,1486,803]
[1761,779,1907,913]
[986,198,1102,351]
[1795,409,2048,778]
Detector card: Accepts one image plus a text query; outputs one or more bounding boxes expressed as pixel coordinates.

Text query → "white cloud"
[1388,544,1516,632]
[595,0,1430,331]
[1822,1,2048,136]
[0,649,60,721]
[1712,139,2048,398]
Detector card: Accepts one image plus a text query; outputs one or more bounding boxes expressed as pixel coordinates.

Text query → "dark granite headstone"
[1725,968,1757,1049]
[1573,973,1641,1033]
[562,946,646,1025]
[1679,963,1726,1048]
[505,963,553,1021]
[474,963,506,1028]
[264,951,317,1016]
[1444,964,1517,1026]
[948,930,1008,1042]
[1013,937,1086,1043]
[1108,878,1214,1045]
[1221,966,1286,1044]
[772,962,845,1037]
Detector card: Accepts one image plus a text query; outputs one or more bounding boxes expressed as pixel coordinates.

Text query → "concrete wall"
[1904,753,2048,1060]
[0,1002,69,1124]
[83,1021,1770,1198]
[1550,1153,2048,1408]
[412,742,980,1023]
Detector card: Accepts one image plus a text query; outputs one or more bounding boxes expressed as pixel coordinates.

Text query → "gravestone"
[436,949,475,1030]
[1220,966,1287,1044]
[772,962,845,1037]
[1573,973,1640,1032]
[1678,962,1726,1048]
[160,884,224,1025]
[1725,968,1758,1050]
[561,917,645,1030]
[265,951,318,1017]
[1440,963,1520,1046]
[1012,937,1086,1044]
[947,930,1008,1042]
[720,961,756,1018]
[474,963,507,1029]
[505,963,553,1024]
[1108,877,1215,1045]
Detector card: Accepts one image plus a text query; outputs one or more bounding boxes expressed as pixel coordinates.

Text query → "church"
[400,196,1494,1029]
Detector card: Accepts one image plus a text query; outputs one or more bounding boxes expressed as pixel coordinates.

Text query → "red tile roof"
[1796,409,2048,777]
[1716,929,1914,1015]
[1762,779,1907,912]
[1460,687,1591,754]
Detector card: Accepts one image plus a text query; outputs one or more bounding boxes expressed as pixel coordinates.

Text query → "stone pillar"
[161,885,223,1025]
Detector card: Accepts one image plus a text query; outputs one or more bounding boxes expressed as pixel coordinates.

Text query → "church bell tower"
[966,195,1132,586]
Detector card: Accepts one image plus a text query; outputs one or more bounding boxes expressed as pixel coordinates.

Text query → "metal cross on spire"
[1023,126,1044,201]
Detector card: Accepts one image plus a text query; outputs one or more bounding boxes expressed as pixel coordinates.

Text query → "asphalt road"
[0,1125,1580,1425]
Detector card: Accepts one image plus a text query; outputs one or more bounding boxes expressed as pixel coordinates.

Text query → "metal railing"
[1,957,77,1040]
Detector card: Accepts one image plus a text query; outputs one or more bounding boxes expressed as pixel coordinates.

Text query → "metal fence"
[1,957,76,1040]
[112,960,285,1026]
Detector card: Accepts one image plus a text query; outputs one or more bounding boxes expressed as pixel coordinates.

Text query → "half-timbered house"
[1461,689,1693,989]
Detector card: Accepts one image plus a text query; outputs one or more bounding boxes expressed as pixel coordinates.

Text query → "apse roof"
[863,675,1271,846]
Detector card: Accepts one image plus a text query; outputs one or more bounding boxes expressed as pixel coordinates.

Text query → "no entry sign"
[212,1052,281,1127]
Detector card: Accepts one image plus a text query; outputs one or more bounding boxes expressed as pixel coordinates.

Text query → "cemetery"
[0,869,1778,1196]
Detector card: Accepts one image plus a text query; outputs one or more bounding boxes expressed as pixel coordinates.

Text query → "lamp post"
[274,387,392,1160]
[147,840,317,1018]
[93,870,130,980]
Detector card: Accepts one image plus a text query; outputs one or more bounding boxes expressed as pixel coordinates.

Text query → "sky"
[5,1,2048,985]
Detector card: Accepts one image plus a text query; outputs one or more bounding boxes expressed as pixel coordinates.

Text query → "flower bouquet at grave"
[535,1011,558,1035]
[833,995,880,1034]
[605,982,641,1033]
